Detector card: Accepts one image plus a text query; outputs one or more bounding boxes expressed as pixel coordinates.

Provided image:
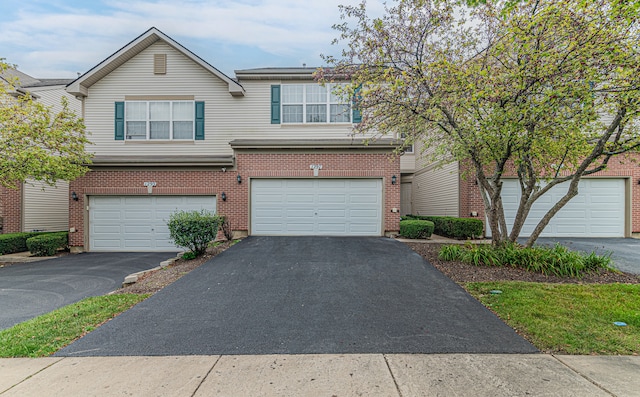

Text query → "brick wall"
[458,153,640,234]
[69,151,401,250]
[0,185,22,233]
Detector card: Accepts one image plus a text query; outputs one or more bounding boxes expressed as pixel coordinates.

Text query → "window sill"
[123,140,196,144]
[279,123,355,127]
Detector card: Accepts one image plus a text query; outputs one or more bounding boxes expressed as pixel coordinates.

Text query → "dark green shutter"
[195,101,205,140]
[352,87,362,124]
[115,102,125,140]
[271,85,281,124]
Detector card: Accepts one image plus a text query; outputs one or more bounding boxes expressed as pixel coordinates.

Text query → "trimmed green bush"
[167,210,221,256]
[405,215,483,239]
[0,232,43,255]
[26,232,69,256]
[400,219,435,239]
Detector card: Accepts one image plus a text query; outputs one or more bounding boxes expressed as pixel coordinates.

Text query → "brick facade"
[69,151,401,250]
[0,186,22,233]
[458,154,640,234]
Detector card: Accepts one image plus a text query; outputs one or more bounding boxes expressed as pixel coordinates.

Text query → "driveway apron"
[56,237,537,356]
[0,252,174,330]
[534,237,640,275]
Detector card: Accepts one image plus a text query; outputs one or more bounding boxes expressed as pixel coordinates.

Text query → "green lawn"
[0,294,148,357]
[466,282,640,355]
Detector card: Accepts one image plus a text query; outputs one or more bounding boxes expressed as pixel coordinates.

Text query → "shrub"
[167,210,221,256]
[437,242,613,278]
[181,251,197,260]
[220,216,233,241]
[406,215,483,239]
[26,232,68,256]
[400,219,434,239]
[0,232,43,255]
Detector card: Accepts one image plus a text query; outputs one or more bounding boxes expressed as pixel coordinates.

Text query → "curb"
[122,252,184,286]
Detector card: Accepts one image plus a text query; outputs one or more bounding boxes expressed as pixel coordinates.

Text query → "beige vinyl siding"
[22,180,69,232]
[85,42,363,157]
[28,86,81,116]
[412,161,459,217]
[400,182,413,215]
[400,153,416,172]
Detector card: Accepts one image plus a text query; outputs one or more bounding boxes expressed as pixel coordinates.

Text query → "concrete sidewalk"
[2,354,638,396]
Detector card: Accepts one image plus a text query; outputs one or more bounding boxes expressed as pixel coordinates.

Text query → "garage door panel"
[350,194,379,204]
[287,194,314,204]
[498,179,624,238]
[124,196,152,206]
[92,210,122,220]
[318,209,346,217]
[252,179,382,236]
[286,180,314,188]
[317,223,347,233]
[318,194,346,203]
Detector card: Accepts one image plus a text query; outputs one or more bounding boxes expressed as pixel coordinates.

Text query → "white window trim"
[281,83,351,124]
[125,100,195,141]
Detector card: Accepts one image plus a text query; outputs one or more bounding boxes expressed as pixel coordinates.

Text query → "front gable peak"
[66,27,244,97]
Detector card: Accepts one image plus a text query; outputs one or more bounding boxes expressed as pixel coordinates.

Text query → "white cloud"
[0,0,385,77]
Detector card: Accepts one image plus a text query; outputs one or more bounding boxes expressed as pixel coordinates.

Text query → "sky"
[0,0,385,79]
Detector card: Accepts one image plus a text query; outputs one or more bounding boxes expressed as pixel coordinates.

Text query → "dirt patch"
[117,240,236,295]
[407,242,640,284]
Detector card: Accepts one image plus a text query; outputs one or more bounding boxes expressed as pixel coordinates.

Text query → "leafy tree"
[0,60,91,190]
[320,0,640,246]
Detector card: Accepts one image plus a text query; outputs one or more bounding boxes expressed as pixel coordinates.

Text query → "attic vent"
[154,54,167,75]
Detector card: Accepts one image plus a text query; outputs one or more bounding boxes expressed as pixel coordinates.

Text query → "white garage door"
[251,179,382,236]
[500,179,625,237]
[89,196,216,252]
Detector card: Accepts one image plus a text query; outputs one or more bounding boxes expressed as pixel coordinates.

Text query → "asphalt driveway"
[57,237,537,356]
[534,237,640,275]
[0,252,175,330]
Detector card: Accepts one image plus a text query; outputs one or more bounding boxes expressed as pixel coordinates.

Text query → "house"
[402,138,640,238]
[0,69,78,234]
[63,27,403,252]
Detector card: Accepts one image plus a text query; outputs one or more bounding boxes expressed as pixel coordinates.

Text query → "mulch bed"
[117,240,235,295]
[407,242,640,284]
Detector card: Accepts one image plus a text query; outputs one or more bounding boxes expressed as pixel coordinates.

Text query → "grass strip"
[0,294,148,357]
[466,282,640,355]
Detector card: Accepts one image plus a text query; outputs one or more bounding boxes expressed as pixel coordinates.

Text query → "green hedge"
[0,232,44,255]
[403,215,484,239]
[400,219,435,239]
[26,232,69,257]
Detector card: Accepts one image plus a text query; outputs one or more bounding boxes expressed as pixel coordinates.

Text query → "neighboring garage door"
[500,178,625,237]
[89,196,216,251]
[251,179,382,236]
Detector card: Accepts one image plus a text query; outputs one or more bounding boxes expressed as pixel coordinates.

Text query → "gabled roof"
[66,27,245,97]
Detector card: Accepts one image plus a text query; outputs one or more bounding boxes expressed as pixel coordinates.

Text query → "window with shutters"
[123,101,195,140]
[281,84,351,124]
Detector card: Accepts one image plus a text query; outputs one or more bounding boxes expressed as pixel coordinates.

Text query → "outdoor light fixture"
[71,191,79,201]
[221,192,227,201]
[391,175,397,185]
[237,174,242,184]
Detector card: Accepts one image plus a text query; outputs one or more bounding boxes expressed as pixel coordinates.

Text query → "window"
[281,84,351,124]
[124,101,195,140]
[401,133,414,153]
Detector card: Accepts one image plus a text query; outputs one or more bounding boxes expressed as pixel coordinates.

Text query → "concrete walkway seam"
[552,355,616,397]
[189,355,222,397]
[1,357,64,395]
[383,354,404,397]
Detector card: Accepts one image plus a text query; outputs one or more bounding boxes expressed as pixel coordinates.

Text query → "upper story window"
[125,101,195,140]
[280,84,351,124]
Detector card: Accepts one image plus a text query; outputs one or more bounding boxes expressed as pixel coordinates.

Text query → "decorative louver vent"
[154,54,167,75]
